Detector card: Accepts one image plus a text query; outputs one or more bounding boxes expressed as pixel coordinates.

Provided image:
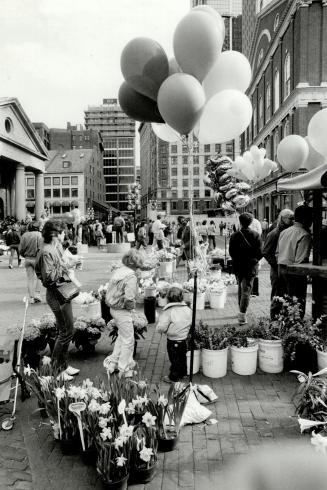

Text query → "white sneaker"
[103,357,118,374]
[65,366,80,376]
[57,372,74,382]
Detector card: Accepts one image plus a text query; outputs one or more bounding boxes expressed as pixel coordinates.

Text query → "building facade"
[242,0,327,222]
[84,99,136,214]
[48,123,102,152]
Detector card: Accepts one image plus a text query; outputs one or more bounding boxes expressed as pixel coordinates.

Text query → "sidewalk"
[0,249,303,489]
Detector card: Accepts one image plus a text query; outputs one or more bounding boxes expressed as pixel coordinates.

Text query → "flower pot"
[159,261,173,277]
[81,446,97,466]
[101,474,129,490]
[258,339,283,374]
[317,349,327,371]
[231,345,258,376]
[202,347,228,378]
[209,290,226,309]
[129,462,157,484]
[60,437,80,455]
[158,435,179,452]
[186,350,201,375]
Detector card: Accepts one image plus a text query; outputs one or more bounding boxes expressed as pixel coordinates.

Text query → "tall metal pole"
[189,269,198,384]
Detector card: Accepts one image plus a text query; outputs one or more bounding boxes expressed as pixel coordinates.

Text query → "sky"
[0,0,190,128]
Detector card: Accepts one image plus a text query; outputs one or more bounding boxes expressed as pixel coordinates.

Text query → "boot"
[238,312,247,325]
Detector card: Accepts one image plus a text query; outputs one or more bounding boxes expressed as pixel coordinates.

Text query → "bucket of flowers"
[73,316,106,354]
[98,283,112,323]
[129,411,158,484]
[22,319,48,369]
[182,278,208,310]
[157,250,176,277]
[73,291,101,320]
[208,279,226,309]
[107,312,148,357]
[38,314,58,353]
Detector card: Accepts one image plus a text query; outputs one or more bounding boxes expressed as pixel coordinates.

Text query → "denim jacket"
[106,265,137,310]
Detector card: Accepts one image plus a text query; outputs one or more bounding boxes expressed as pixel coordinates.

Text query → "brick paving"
[0,246,309,489]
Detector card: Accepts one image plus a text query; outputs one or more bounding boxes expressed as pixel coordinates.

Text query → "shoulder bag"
[54,280,80,303]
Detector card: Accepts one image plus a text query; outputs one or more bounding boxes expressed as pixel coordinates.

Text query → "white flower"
[138,381,147,390]
[55,387,66,400]
[298,375,307,383]
[82,378,93,389]
[88,399,100,412]
[116,455,127,467]
[99,402,111,415]
[98,417,109,429]
[298,418,327,434]
[77,388,88,400]
[41,356,51,366]
[90,387,102,399]
[119,424,134,438]
[126,402,135,415]
[311,431,327,454]
[118,399,126,415]
[114,436,125,449]
[142,412,156,428]
[67,386,82,399]
[101,391,109,402]
[139,447,153,463]
[24,365,33,376]
[100,427,112,441]
[158,395,168,407]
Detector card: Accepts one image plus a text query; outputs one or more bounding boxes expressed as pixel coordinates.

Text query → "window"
[193,155,199,165]
[182,167,188,176]
[205,189,211,197]
[183,190,188,198]
[171,145,177,154]
[171,179,178,188]
[274,69,280,112]
[182,179,188,187]
[53,188,60,198]
[62,177,70,185]
[259,96,264,130]
[194,190,199,198]
[27,189,34,199]
[44,189,51,198]
[193,166,199,175]
[172,190,178,198]
[27,178,34,187]
[52,206,61,214]
[226,142,234,158]
[194,200,200,210]
[172,201,177,210]
[161,179,167,188]
[53,177,60,185]
[171,156,178,165]
[193,145,199,154]
[182,156,188,165]
[257,48,264,68]
[62,188,70,198]
[284,118,290,137]
[44,177,51,186]
[204,144,211,153]
[183,201,189,210]
[266,83,271,121]
[71,176,78,185]
[193,179,199,187]
[161,190,167,198]
[284,51,291,99]
[62,161,70,168]
[71,188,78,197]
[253,104,257,135]
[274,131,279,160]
[182,145,188,153]
[205,200,211,209]
[215,144,221,153]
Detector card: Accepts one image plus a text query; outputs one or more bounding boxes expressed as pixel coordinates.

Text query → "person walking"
[6,223,21,269]
[208,220,216,251]
[19,221,43,304]
[156,285,192,383]
[249,217,263,297]
[152,215,165,250]
[277,205,313,318]
[103,249,143,377]
[200,220,208,243]
[136,221,147,249]
[262,209,294,318]
[219,221,224,236]
[229,213,262,325]
[35,220,79,380]
[113,212,125,244]
[148,220,154,245]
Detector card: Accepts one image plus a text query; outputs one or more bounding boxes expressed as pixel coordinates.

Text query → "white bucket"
[231,344,258,376]
[187,350,201,375]
[317,350,327,371]
[209,290,226,309]
[258,339,283,373]
[202,347,228,378]
[195,292,206,310]
[74,300,101,320]
[159,261,173,277]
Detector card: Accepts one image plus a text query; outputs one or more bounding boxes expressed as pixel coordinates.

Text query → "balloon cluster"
[204,155,251,213]
[228,146,278,183]
[127,183,141,211]
[277,109,327,173]
[119,5,253,143]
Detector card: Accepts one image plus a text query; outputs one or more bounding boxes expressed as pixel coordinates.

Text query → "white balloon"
[192,5,225,40]
[151,123,180,142]
[242,160,255,181]
[259,147,266,158]
[243,151,253,165]
[277,135,309,172]
[250,145,261,160]
[198,89,252,144]
[168,57,182,76]
[303,136,325,170]
[203,51,252,100]
[308,108,327,157]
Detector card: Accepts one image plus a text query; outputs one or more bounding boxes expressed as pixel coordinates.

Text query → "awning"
[52,201,61,206]
[61,201,71,207]
[26,201,35,208]
[278,163,327,191]
[71,200,79,206]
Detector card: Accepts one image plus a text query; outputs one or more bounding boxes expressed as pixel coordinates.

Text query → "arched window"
[274,130,279,160]
[284,51,291,99]
[257,48,264,67]
[259,96,264,130]
[274,13,280,32]
[274,69,280,112]
[284,118,290,137]
[253,105,257,135]
[266,83,271,121]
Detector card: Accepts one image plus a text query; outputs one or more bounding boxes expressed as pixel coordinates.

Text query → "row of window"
[168,200,211,211]
[26,188,79,199]
[103,149,134,157]
[103,167,134,176]
[26,176,79,187]
[170,143,232,154]
[171,167,202,176]
[103,158,134,166]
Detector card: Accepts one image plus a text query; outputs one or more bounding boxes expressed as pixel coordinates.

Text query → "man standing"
[19,222,43,303]
[229,213,262,325]
[261,218,269,240]
[113,212,125,244]
[263,209,294,318]
[277,205,313,317]
[219,221,224,236]
[152,214,165,250]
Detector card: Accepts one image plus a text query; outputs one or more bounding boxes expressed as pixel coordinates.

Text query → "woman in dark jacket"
[6,223,21,269]
[35,220,79,380]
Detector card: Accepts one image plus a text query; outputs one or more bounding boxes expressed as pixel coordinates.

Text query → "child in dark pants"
[156,285,192,383]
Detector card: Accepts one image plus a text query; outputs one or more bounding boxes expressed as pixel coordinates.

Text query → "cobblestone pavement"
[0,246,309,489]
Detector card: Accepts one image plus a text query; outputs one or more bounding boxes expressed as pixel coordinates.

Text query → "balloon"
[303,136,325,170]
[118,82,164,123]
[198,89,252,144]
[242,160,255,181]
[151,123,180,143]
[308,108,327,156]
[277,135,309,172]
[120,37,169,101]
[192,5,225,40]
[173,11,223,82]
[203,51,252,100]
[157,73,205,135]
[168,57,182,76]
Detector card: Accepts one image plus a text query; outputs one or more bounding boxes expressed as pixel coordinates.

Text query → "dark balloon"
[118,82,164,123]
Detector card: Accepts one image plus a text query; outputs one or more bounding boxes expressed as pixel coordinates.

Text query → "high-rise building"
[84,99,136,213]
[242,0,327,222]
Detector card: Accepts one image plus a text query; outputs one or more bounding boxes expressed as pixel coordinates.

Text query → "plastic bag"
[180,390,212,426]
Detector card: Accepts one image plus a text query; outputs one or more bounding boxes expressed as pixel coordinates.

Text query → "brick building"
[48,123,101,152]
[242,0,327,222]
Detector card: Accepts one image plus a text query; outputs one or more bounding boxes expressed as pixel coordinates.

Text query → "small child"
[156,285,192,383]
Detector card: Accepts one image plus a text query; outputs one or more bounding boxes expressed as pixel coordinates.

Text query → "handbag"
[54,281,80,303]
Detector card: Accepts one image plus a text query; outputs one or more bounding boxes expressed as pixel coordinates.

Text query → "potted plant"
[208,280,227,309]
[22,319,47,369]
[24,355,55,419]
[73,316,106,354]
[198,321,231,378]
[96,430,131,490]
[73,290,101,320]
[38,314,58,354]
[157,249,176,277]
[230,327,258,376]
[291,367,327,424]
[256,317,284,374]
[107,312,148,357]
[129,412,158,484]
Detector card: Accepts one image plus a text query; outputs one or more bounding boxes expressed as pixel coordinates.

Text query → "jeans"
[106,308,135,373]
[46,288,74,370]
[208,235,216,250]
[116,227,123,244]
[25,257,41,300]
[278,265,307,318]
[237,275,255,314]
[148,232,154,245]
[136,237,147,249]
[167,338,187,381]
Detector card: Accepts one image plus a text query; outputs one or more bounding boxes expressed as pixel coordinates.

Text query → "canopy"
[278,163,327,191]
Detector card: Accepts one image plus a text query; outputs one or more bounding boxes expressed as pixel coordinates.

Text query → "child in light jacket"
[156,285,192,383]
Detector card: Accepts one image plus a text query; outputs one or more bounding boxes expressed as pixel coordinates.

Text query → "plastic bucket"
[231,344,258,375]
[209,290,226,309]
[317,350,327,371]
[0,335,15,403]
[258,339,283,373]
[189,292,206,310]
[202,347,228,378]
[159,261,173,277]
[74,301,101,320]
[186,350,201,375]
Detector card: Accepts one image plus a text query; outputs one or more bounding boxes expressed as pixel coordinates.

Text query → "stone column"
[297,2,309,86]
[321,1,327,86]
[10,176,15,217]
[35,172,44,220]
[15,164,25,221]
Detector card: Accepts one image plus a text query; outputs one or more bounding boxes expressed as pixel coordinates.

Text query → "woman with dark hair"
[35,220,79,380]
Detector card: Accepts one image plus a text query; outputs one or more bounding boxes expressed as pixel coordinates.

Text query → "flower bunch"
[98,283,109,302]
[182,278,208,294]
[23,319,42,342]
[130,414,157,470]
[73,291,98,305]
[208,279,226,294]
[152,383,189,440]
[157,250,175,263]
[197,321,232,350]
[73,316,105,350]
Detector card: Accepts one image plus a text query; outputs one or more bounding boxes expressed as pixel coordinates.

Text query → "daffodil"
[98,417,109,429]
[116,455,127,467]
[298,417,327,434]
[41,356,51,366]
[118,399,126,415]
[158,395,168,406]
[142,412,156,428]
[99,402,111,415]
[114,436,125,450]
[139,446,153,463]
[119,424,134,438]
[55,387,65,400]
[88,399,100,412]
[24,365,33,376]
[100,427,112,441]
